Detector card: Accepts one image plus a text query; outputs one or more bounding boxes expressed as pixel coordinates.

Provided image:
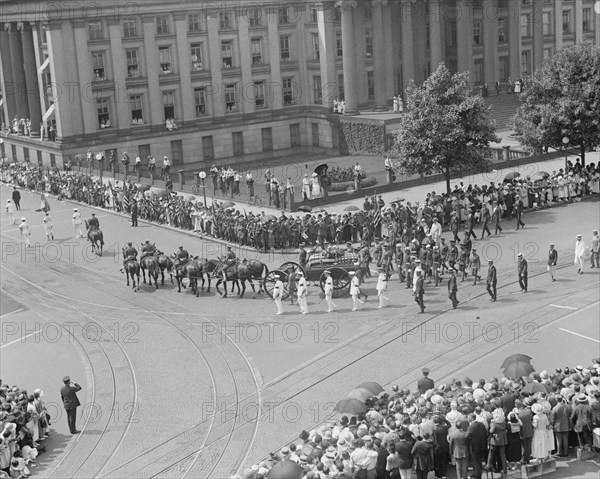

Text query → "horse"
[124,259,141,292]
[140,254,160,289]
[156,251,174,285]
[173,257,203,296]
[85,221,104,256]
[213,258,269,298]
[195,258,219,293]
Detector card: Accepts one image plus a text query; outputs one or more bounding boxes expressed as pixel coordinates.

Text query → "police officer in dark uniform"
[222,245,237,280]
[417,368,434,394]
[140,240,156,261]
[87,212,100,229]
[121,242,138,272]
[174,245,189,268]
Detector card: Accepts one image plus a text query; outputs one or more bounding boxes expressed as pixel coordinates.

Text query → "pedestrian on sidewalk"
[547,244,558,281]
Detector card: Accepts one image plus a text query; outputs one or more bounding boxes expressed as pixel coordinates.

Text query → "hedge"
[328,176,377,192]
[332,118,386,156]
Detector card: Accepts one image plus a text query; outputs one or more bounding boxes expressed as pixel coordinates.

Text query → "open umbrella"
[532,171,550,179]
[521,381,547,395]
[503,171,520,182]
[267,460,304,479]
[501,354,533,369]
[347,388,374,401]
[297,205,313,213]
[314,164,329,176]
[334,398,367,414]
[503,361,535,379]
[356,381,385,395]
[221,200,235,208]
[260,214,277,223]
[344,205,360,212]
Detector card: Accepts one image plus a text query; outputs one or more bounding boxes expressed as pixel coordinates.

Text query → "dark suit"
[12,189,21,210]
[518,258,528,292]
[486,265,497,300]
[60,382,82,433]
[417,376,434,395]
[414,276,425,312]
[449,429,469,479]
[501,392,516,415]
[466,421,488,479]
[552,402,572,456]
[131,202,138,226]
[518,407,534,463]
[515,199,525,229]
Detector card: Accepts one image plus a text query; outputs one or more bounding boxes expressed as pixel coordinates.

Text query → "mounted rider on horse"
[121,241,138,272]
[174,245,189,268]
[221,246,237,281]
[140,240,157,261]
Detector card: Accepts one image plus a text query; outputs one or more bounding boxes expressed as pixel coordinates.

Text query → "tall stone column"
[206,13,224,117]
[317,2,337,109]
[338,0,359,115]
[142,16,163,125]
[429,0,444,72]
[8,23,29,120]
[20,23,41,135]
[554,0,563,49]
[507,0,521,80]
[482,0,499,84]
[531,0,544,71]
[456,0,474,78]
[401,1,416,97]
[371,0,387,111]
[237,13,253,114]
[574,0,583,43]
[0,25,17,122]
[107,19,129,129]
[174,14,194,121]
[596,2,600,47]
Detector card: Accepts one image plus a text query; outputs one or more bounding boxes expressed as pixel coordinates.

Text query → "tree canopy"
[392,63,499,194]
[510,42,600,166]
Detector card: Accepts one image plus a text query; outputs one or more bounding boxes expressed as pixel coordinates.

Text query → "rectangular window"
[562,11,571,33]
[225,83,237,113]
[582,9,592,33]
[282,77,294,105]
[426,22,430,49]
[474,59,483,84]
[499,56,509,81]
[191,43,203,71]
[222,41,233,67]
[126,49,139,78]
[520,14,530,38]
[91,52,105,81]
[312,33,320,60]
[157,16,169,34]
[97,98,110,128]
[365,29,373,56]
[278,6,293,24]
[543,12,552,35]
[261,127,273,152]
[310,5,318,23]
[40,25,47,44]
[249,8,262,27]
[367,71,374,100]
[49,153,56,167]
[473,21,481,45]
[194,87,206,115]
[130,94,143,123]
[219,11,232,30]
[336,32,343,57]
[88,22,103,40]
[23,147,30,163]
[313,75,322,104]
[497,19,506,43]
[251,38,263,65]
[233,131,244,156]
[280,35,291,61]
[170,140,182,165]
[311,123,319,147]
[338,74,344,101]
[123,19,137,37]
[290,123,301,147]
[543,48,552,59]
[163,91,175,120]
[447,22,457,47]
[254,81,265,109]
[521,50,530,75]
[138,144,151,163]
[188,13,202,32]
[159,47,171,74]
[202,136,214,161]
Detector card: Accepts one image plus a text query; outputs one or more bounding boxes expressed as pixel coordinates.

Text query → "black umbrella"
[344,205,360,212]
[356,381,385,395]
[503,171,520,182]
[297,205,313,213]
[334,398,367,414]
[501,354,533,369]
[503,361,535,379]
[267,460,304,479]
[314,164,329,176]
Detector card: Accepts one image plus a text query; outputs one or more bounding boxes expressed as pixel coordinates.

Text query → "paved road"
[1,182,598,478]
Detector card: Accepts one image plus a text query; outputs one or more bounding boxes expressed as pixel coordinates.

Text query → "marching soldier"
[19,217,31,248]
[547,244,558,281]
[298,243,307,271]
[469,248,482,285]
[486,259,497,301]
[448,268,459,309]
[296,271,308,314]
[72,208,84,238]
[518,252,528,292]
[350,272,365,311]
[376,269,389,309]
[395,244,405,282]
[273,274,284,315]
[480,203,492,238]
[493,202,503,234]
[448,239,459,271]
[414,269,425,313]
[323,270,337,313]
[439,237,449,273]
[43,211,54,241]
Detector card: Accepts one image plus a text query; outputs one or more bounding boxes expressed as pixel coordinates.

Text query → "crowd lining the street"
[0,381,50,479]
[237,360,600,479]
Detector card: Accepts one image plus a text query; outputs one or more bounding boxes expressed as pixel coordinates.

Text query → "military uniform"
[486,261,497,301]
[448,269,459,309]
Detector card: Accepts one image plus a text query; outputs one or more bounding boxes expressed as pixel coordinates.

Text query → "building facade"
[1,0,599,168]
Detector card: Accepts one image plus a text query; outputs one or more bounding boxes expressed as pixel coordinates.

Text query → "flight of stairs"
[483,91,521,130]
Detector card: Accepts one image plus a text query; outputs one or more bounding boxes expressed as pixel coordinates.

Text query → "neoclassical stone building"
[1,0,599,167]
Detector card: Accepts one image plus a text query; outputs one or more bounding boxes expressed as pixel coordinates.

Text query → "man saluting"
[60,376,82,434]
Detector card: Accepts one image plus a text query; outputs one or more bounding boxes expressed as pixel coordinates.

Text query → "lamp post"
[562,136,569,173]
[199,171,207,206]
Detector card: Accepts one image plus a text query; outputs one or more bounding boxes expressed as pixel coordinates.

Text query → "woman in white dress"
[531,403,553,461]
[311,174,321,198]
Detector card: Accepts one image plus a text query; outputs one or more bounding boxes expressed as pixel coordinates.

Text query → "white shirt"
[19,222,30,235]
[43,215,53,227]
[6,202,15,214]
[430,221,442,240]
[273,280,284,299]
[72,212,82,225]
[350,276,361,296]
[574,239,586,259]
[297,277,307,297]
[376,274,387,292]
[324,276,334,295]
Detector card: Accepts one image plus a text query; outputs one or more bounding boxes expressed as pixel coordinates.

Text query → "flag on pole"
[373,206,382,229]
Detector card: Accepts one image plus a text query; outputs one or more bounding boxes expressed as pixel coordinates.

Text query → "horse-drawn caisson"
[263,244,369,300]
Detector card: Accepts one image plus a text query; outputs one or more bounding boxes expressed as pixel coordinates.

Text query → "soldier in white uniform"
[323,270,337,313]
[376,270,390,309]
[19,217,31,247]
[574,234,587,274]
[43,211,54,240]
[72,208,84,238]
[296,270,308,314]
[273,274,284,315]
[350,272,365,312]
[5,199,16,225]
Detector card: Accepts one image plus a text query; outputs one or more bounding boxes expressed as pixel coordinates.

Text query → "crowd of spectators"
[0,381,51,479]
[238,359,600,479]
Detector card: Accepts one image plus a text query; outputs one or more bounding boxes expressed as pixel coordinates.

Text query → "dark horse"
[123,258,141,291]
[85,221,104,256]
[156,251,174,285]
[213,259,269,298]
[174,257,203,296]
[140,254,160,289]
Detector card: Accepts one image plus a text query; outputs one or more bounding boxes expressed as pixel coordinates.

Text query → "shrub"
[327,176,377,192]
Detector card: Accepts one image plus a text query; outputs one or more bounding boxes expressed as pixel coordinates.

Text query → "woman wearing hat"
[531,403,553,461]
[486,408,508,477]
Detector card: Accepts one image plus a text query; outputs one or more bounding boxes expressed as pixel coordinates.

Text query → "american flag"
[373,207,382,228]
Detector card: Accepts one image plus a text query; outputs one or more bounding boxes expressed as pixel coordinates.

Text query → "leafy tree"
[393,63,499,194]
[510,43,600,166]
